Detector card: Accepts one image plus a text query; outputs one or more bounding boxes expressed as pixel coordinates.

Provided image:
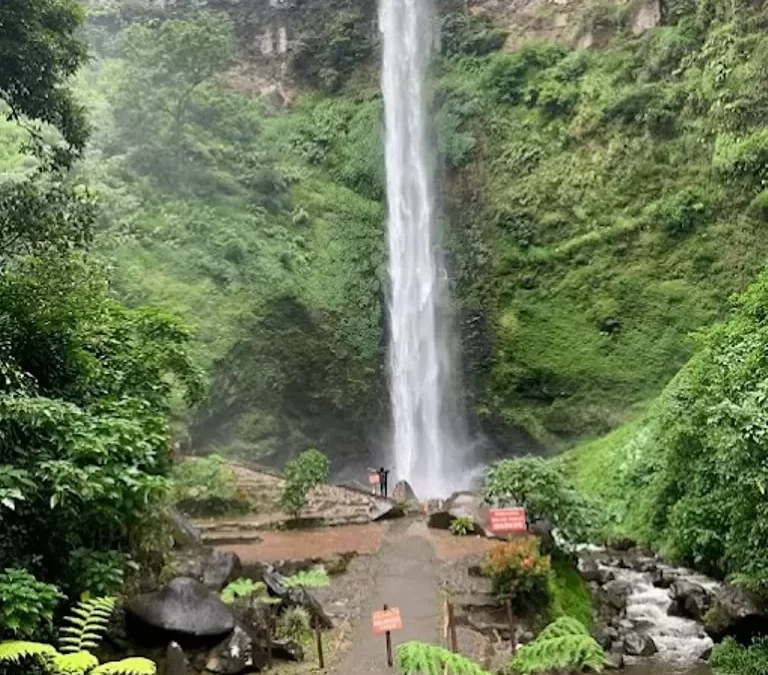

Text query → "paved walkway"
[337,521,440,674]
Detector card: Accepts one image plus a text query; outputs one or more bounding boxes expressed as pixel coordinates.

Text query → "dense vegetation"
[0,0,199,610]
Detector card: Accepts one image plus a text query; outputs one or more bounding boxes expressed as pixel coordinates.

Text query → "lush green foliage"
[0,595,154,675]
[58,597,116,654]
[282,567,330,589]
[483,537,552,614]
[711,637,768,675]
[275,607,312,643]
[509,617,607,674]
[396,642,491,675]
[67,551,129,598]
[280,449,330,515]
[220,578,269,605]
[0,569,61,640]
[450,516,474,537]
[548,558,593,628]
[483,457,603,550]
[171,455,250,517]
[567,273,768,580]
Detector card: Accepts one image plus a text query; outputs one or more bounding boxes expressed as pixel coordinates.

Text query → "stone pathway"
[337,520,440,675]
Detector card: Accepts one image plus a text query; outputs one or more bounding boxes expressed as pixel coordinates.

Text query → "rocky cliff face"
[89,0,662,100]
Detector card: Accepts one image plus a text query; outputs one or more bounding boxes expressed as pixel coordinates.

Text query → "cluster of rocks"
[583,546,768,670]
[108,544,331,675]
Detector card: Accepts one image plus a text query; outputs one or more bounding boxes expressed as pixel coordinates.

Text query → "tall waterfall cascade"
[380,0,471,498]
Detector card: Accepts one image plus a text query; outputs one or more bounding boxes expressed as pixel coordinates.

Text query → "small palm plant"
[509,617,608,674]
[397,642,492,675]
[450,517,474,536]
[0,597,156,675]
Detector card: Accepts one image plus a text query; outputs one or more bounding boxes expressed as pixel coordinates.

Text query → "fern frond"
[283,567,330,589]
[91,657,157,675]
[535,616,589,641]
[220,578,266,604]
[0,641,58,664]
[510,630,608,675]
[53,650,99,675]
[59,597,116,654]
[397,642,492,675]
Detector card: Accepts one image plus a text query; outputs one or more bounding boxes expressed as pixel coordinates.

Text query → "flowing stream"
[379,0,470,497]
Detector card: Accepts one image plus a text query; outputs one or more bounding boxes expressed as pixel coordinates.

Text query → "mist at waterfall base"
[379,0,477,499]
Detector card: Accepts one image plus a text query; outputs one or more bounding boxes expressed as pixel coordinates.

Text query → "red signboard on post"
[489,507,527,535]
[372,607,403,635]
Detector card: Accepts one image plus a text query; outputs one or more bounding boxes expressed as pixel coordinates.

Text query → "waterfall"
[380,0,471,498]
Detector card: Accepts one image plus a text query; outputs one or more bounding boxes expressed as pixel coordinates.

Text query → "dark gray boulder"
[602,580,633,612]
[263,569,333,630]
[605,652,624,670]
[272,639,304,662]
[705,583,768,642]
[427,491,492,536]
[127,577,235,639]
[623,631,657,657]
[164,642,187,675]
[206,625,267,675]
[203,551,242,592]
[668,580,712,622]
[169,509,203,550]
[580,559,615,585]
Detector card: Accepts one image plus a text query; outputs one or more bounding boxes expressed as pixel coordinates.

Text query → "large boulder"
[705,583,768,642]
[602,580,633,612]
[206,625,267,675]
[622,631,658,657]
[580,559,615,585]
[165,642,188,675]
[391,480,418,503]
[171,549,242,592]
[427,491,491,536]
[127,578,235,642]
[668,580,713,622]
[169,509,204,550]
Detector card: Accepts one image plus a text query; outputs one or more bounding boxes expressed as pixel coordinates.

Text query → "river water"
[379,0,470,497]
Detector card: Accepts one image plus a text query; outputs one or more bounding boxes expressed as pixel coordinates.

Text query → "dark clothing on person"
[378,467,390,497]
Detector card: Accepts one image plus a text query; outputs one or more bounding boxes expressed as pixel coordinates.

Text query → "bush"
[440,13,507,57]
[749,190,768,222]
[68,550,130,598]
[450,516,474,536]
[482,457,604,551]
[483,537,552,614]
[711,637,768,675]
[510,617,607,675]
[280,449,330,516]
[276,607,312,643]
[713,130,768,190]
[171,455,250,517]
[0,569,61,640]
[654,187,708,237]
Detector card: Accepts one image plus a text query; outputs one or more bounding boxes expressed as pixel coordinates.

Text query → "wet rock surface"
[427,491,492,536]
[127,577,235,641]
[705,582,768,642]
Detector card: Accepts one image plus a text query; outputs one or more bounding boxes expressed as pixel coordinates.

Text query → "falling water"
[380,0,470,497]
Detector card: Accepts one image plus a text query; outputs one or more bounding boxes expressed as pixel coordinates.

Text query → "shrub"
[68,550,129,598]
[711,637,768,675]
[482,457,604,551]
[440,13,507,57]
[171,455,249,517]
[483,537,552,614]
[397,642,491,675]
[749,190,768,222]
[0,569,62,640]
[510,617,607,674]
[220,578,268,605]
[450,516,474,536]
[276,607,312,643]
[280,449,330,516]
[654,187,708,237]
[713,130,768,191]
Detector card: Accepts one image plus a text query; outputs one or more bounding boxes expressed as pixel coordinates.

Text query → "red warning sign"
[489,507,527,534]
[372,607,403,635]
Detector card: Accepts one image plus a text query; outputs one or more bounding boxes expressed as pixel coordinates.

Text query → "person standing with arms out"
[378,467,390,497]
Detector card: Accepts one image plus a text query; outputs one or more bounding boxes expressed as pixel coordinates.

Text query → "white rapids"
[379,0,471,497]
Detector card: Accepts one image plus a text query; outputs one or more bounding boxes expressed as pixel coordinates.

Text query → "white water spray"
[380,0,470,498]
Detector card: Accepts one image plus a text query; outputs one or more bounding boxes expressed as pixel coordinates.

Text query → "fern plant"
[397,642,492,675]
[449,517,474,536]
[283,567,330,589]
[59,597,116,653]
[0,596,156,675]
[509,617,607,675]
[220,579,267,604]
